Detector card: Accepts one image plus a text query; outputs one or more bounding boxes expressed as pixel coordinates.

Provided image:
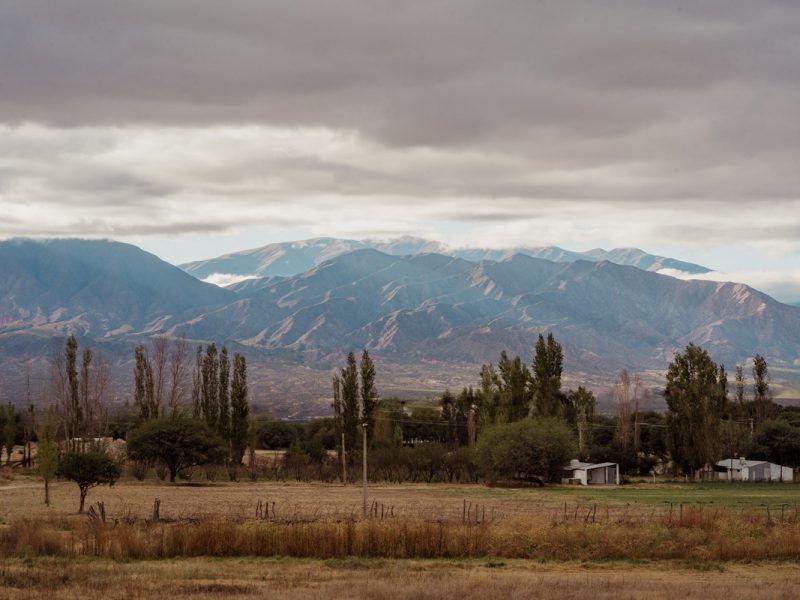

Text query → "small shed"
[716,458,793,482]
[562,460,620,485]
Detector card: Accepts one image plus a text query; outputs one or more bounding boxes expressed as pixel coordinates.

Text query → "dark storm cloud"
[0,0,799,256]
[2,1,798,147]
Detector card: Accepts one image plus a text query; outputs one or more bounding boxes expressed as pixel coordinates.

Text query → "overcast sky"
[1,1,799,301]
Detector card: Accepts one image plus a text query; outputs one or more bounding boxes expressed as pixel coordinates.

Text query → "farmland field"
[2,476,799,521]
[2,476,800,599]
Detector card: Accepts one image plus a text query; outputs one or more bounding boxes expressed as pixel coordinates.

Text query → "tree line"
[7,335,254,511]
[3,331,799,510]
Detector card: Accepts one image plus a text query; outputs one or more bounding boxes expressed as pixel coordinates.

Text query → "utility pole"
[362,423,368,518]
[341,432,347,485]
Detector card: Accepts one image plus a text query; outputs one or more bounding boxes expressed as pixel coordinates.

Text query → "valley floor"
[2,557,800,600]
[3,478,800,598]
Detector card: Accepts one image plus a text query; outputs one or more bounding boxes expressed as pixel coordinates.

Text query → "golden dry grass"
[3,504,800,562]
[1,557,799,600]
[3,477,800,598]
[3,477,797,523]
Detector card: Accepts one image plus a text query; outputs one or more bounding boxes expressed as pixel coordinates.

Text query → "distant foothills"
[0,236,799,416]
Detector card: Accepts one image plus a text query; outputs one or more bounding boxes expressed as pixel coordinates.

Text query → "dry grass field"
[3,475,798,522]
[1,557,800,599]
[3,475,800,598]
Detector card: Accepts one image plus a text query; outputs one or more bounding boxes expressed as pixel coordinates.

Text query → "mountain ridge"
[1,238,798,415]
[179,236,712,281]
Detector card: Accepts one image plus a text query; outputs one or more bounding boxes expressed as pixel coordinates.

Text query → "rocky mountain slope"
[1,238,797,413]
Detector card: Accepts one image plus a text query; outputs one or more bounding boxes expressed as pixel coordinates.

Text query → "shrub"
[476,417,575,483]
[127,418,227,483]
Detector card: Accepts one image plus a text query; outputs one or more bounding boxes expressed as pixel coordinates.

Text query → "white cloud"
[658,269,800,304]
[202,273,262,287]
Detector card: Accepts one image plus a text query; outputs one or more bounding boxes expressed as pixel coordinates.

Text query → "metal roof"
[716,459,776,469]
[565,461,617,471]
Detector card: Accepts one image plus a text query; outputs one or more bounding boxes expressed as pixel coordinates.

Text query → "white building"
[562,460,620,485]
[716,458,793,482]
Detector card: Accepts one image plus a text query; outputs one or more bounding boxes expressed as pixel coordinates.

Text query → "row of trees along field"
[3,332,799,510]
[0,335,254,511]
[293,334,799,484]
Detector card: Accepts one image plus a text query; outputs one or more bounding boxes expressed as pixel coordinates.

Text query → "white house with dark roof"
[562,459,620,485]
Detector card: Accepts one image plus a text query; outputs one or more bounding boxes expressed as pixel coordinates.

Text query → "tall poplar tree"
[340,352,360,455]
[360,350,379,441]
[230,353,249,464]
[65,334,81,439]
[201,344,219,430]
[531,333,564,417]
[192,345,203,418]
[735,365,746,408]
[497,351,531,422]
[134,345,156,421]
[752,354,773,426]
[218,346,231,443]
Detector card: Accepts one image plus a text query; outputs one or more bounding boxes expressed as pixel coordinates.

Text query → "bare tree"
[51,336,80,447]
[152,336,169,418]
[89,354,110,441]
[22,361,36,467]
[615,369,641,469]
[51,336,109,450]
[168,336,189,417]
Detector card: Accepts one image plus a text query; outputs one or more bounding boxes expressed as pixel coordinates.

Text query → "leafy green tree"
[407,443,447,482]
[476,417,575,483]
[127,418,227,482]
[750,420,800,468]
[230,353,249,465]
[257,419,299,449]
[340,352,360,456]
[445,446,479,483]
[360,350,379,442]
[734,365,746,407]
[441,387,475,447]
[665,344,728,475]
[752,354,774,426]
[404,406,446,443]
[303,417,337,450]
[497,351,532,422]
[531,333,565,418]
[567,386,596,457]
[57,451,120,513]
[476,364,500,429]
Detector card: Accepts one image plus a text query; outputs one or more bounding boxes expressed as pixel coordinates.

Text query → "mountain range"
[1,237,798,416]
[180,236,712,280]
